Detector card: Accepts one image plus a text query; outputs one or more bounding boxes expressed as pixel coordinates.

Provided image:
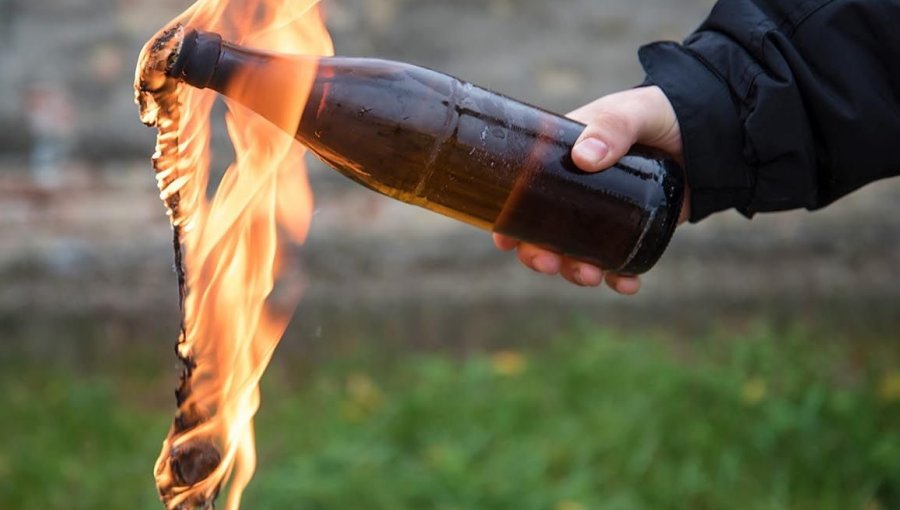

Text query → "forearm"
[640,0,900,221]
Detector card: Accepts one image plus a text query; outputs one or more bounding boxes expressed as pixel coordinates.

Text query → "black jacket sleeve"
[639,0,900,222]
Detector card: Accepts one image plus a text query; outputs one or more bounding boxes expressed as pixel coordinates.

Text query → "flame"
[135,1,332,509]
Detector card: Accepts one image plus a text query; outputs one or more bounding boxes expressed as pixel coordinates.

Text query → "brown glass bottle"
[169,30,683,274]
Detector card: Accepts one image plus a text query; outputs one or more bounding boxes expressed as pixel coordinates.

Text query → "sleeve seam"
[785,0,840,38]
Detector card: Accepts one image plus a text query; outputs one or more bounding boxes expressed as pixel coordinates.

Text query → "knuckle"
[585,111,637,146]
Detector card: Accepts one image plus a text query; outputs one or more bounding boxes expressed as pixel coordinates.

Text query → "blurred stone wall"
[0,0,897,345]
[0,0,179,157]
[0,0,712,158]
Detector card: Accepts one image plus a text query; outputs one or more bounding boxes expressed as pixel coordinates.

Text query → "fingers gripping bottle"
[169,30,684,275]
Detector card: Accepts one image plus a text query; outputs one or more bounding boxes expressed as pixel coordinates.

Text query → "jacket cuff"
[638,41,752,222]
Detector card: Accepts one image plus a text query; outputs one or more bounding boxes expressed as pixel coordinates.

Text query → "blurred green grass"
[1,322,899,510]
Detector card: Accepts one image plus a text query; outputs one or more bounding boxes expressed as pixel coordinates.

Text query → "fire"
[135,1,333,509]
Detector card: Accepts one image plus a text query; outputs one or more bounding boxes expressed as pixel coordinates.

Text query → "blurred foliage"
[1,322,899,510]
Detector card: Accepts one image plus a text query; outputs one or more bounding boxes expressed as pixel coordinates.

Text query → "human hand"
[493,85,688,294]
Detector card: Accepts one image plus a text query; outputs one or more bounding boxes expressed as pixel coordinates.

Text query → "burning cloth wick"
[134,2,333,508]
[136,23,224,509]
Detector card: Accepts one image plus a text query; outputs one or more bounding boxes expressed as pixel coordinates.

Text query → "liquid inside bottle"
[170,30,684,274]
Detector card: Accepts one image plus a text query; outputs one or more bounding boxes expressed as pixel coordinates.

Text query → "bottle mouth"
[134,24,185,127]
[167,29,225,90]
[135,26,226,127]
[136,24,185,94]
[137,26,225,94]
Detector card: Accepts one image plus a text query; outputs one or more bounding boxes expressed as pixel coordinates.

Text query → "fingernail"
[573,138,609,166]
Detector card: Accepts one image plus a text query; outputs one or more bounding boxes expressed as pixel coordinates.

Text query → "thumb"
[568,86,675,172]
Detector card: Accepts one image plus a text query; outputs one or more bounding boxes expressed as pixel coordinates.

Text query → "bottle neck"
[169,29,320,135]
